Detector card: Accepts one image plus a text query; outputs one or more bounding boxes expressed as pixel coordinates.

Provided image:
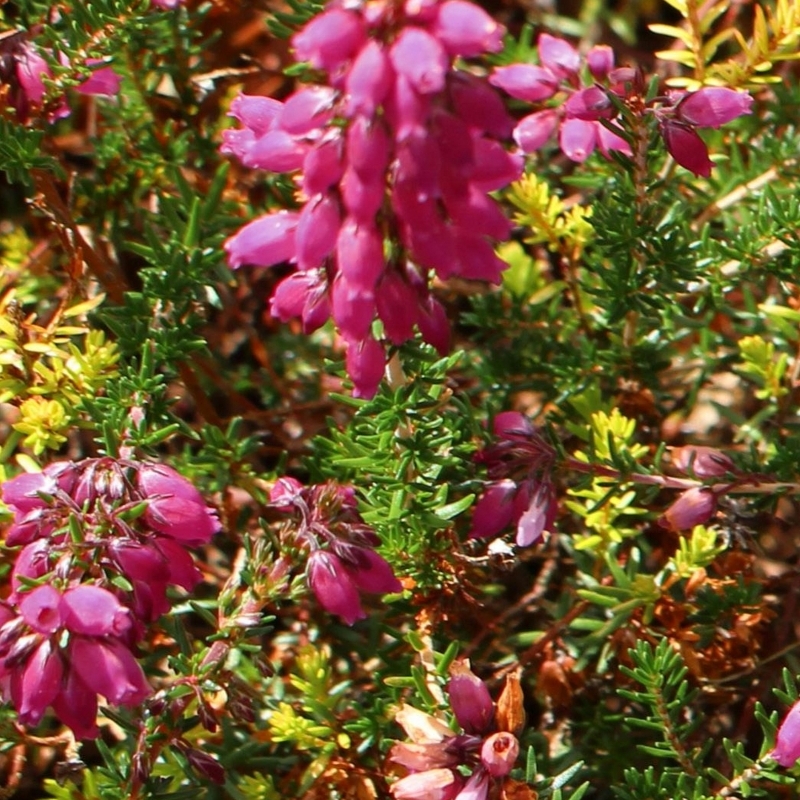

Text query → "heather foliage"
[1,0,800,798]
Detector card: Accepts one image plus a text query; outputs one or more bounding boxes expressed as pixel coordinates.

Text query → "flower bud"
[448,661,494,734]
[661,487,717,531]
[671,446,735,478]
[480,731,520,777]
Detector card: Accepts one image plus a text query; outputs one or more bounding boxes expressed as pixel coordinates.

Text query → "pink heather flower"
[659,121,713,177]
[292,8,367,73]
[138,463,221,545]
[15,42,50,106]
[76,60,121,96]
[448,661,495,733]
[772,701,800,767]
[660,487,717,531]
[390,768,464,800]
[480,732,519,777]
[224,211,299,269]
[677,87,753,128]
[490,34,630,163]
[272,480,400,624]
[222,1,520,397]
[671,445,735,478]
[307,550,367,625]
[151,0,183,8]
[432,1,504,58]
[471,413,558,545]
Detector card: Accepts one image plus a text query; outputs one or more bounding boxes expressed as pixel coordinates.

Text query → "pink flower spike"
[345,41,394,118]
[390,769,463,800]
[345,336,386,399]
[292,9,367,73]
[772,701,800,767]
[559,118,597,162]
[481,732,520,777]
[514,109,559,153]
[77,61,121,96]
[19,585,64,635]
[677,87,753,129]
[62,585,131,637]
[307,550,366,625]
[433,0,505,58]
[448,661,494,733]
[489,64,559,102]
[660,121,712,177]
[224,211,299,269]
[390,28,449,95]
[587,45,615,80]
[538,33,581,78]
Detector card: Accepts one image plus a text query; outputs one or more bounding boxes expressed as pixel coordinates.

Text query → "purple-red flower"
[470,412,558,546]
[270,479,401,624]
[221,0,521,398]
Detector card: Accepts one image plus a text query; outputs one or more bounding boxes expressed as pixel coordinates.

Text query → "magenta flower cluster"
[389,661,520,800]
[0,32,120,122]
[222,0,522,398]
[0,459,220,738]
[490,34,631,162]
[470,411,557,547]
[490,33,753,175]
[270,477,401,624]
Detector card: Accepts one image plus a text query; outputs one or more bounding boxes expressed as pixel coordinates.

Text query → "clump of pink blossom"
[269,477,401,624]
[221,0,522,398]
[0,458,219,737]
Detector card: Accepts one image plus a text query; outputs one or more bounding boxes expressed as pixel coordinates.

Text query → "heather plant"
[2,0,800,799]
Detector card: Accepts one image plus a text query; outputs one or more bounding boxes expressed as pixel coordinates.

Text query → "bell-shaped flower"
[307,550,366,625]
[70,636,150,706]
[772,701,800,767]
[12,639,64,726]
[224,211,299,269]
[448,661,494,734]
[432,0,504,58]
[296,193,341,271]
[345,40,394,118]
[489,64,559,102]
[587,45,614,80]
[62,585,131,637]
[449,74,513,138]
[660,487,717,531]
[513,109,559,153]
[138,463,221,545]
[345,335,386,399]
[469,480,519,540]
[376,271,420,345]
[292,8,367,73]
[279,86,336,135]
[516,481,556,547]
[19,585,64,635]
[538,33,581,78]
[390,768,463,800]
[480,732,519,777]
[660,120,712,177]
[340,545,402,594]
[390,28,448,95]
[677,87,753,129]
[671,445,735,478]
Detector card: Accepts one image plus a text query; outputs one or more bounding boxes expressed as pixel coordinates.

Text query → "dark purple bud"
[660,120,712,177]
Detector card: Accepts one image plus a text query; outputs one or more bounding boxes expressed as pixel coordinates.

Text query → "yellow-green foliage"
[506,174,594,257]
[0,293,119,455]
[652,0,800,88]
[667,525,726,578]
[737,334,789,401]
